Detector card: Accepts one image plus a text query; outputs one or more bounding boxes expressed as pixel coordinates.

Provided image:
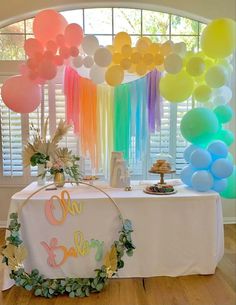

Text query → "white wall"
[0,0,235,225]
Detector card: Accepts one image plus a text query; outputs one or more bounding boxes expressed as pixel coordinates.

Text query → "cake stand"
[148,170,176,185]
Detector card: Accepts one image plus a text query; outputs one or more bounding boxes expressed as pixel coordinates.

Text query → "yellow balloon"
[128,64,136,73]
[121,44,132,58]
[105,65,124,86]
[143,53,154,65]
[112,52,123,64]
[120,58,132,70]
[183,51,194,66]
[131,52,142,64]
[186,56,206,77]
[148,42,161,55]
[154,53,164,66]
[160,70,194,103]
[201,18,236,58]
[106,45,114,53]
[193,84,212,102]
[114,32,131,51]
[136,37,151,53]
[136,62,147,76]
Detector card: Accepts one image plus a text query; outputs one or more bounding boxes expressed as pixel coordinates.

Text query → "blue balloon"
[190,148,212,169]
[207,140,228,159]
[184,145,199,162]
[191,170,214,192]
[212,178,227,193]
[211,158,233,179]
[180,165,196,186]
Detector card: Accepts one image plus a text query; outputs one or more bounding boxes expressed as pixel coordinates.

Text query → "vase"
[37,164,46,186]
[54,172,65,188]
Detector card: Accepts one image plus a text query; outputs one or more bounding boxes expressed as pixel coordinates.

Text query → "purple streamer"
[147,69,162,132]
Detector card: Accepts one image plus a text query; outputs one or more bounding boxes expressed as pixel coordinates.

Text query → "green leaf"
[34,288,42,296]
[69,291,75,298]
[65,286,71,292]
[96,283,104,291]
[25,284,33,291]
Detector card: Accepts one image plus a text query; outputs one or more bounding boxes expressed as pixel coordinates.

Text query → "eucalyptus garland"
[1,213,135,298]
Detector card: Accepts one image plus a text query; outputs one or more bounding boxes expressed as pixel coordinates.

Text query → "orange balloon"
[136,62,147,76]
[105,65,124,86]
[154,54,164,65]
[64,23,84,47]
[114,32,131,51]
[131,52,142,64]
[143,53,154,65]
[33,9,68,45]
[121,44,132,57]
[148,42,161,55]
[136,37,151,53]
[120,58,132,70]
[128,64,136,73]
[112,52,123,64]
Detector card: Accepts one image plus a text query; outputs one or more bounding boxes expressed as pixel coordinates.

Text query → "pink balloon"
[64,23,83,47]
[56,34,66,47]
[24,38,43,57]
[38,59,57,80]
[43,50,54,61]
[1,75,41,113]
[19,63,30,76]
[33,9,68,45]
[59,46,70,59]
[70,46,79,57]
[54,55,64,66]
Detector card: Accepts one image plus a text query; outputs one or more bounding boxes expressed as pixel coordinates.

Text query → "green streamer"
[114,84,131,160]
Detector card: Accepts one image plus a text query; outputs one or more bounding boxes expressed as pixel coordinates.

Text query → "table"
[2,181,224,291]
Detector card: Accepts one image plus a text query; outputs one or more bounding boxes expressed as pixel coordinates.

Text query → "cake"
[151,159,171,172]
[146,184,174,194]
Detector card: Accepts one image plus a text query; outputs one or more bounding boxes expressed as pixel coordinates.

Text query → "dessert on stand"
[144,158,177,195]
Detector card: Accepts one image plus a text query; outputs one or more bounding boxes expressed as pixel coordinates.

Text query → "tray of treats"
[82,175,99,181]
[149,159,175,174]
[144,184,177,195]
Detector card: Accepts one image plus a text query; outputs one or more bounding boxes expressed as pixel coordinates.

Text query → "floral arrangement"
[23,119,81,183]
[1,212,135,298]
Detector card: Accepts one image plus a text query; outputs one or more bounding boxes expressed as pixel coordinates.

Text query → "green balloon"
[213,105,233,124]
[215,129,234,146]
[220,165,236,199]
[180,107,219,145]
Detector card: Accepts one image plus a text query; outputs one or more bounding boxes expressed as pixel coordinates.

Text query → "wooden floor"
[0,225,235,305]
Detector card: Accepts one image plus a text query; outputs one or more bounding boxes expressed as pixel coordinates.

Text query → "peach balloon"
[24,38,43,58]
[105,65,124,86]
[33,9,68,45]
[46,40,58,54]
[1,75,41,113]
[64,23,84,47]
[38,59,57,80]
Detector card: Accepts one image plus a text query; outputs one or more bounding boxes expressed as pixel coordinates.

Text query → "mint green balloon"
[216,129,234,146]
[180,108,220,145]
[213,105,233,124]
[220,165,236,199]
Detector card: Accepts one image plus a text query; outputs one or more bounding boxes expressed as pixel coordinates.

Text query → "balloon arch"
[1,9,235,197]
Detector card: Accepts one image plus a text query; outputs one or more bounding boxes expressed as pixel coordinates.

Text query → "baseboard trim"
[0,221,7,228]
[223,217,236,224]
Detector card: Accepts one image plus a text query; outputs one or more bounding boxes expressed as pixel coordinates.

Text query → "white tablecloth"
[2,181,224,290]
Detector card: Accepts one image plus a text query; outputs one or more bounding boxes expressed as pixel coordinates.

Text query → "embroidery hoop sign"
[2,181,135,298]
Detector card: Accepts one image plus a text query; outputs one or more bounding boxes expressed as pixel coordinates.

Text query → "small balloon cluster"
[181,140,233,193]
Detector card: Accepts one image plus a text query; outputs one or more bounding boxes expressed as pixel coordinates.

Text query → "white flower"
[46,161,53,168]
[66,161,73,168]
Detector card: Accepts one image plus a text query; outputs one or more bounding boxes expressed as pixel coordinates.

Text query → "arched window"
[0,8,206,184]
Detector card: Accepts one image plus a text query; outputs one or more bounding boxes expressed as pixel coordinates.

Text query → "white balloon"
[164,53,183,74]
[173,42,186,57]
[213,95,227,106]
[83,56,94,68]
[81,35,99,56]
[205,65,228,88]
[94,47,112,67]
[89,64,106,84]
[213,85,232,103]
[72,56,83,68]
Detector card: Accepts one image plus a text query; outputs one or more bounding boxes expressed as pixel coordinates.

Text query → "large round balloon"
[1,75,41,113]
[183,144,199,162]
[205,65,227,88]
[105,65,124,86]
[38,59,57,80]
[190,148,212,169]
[159,70,194,103]
[89,65,106,84]
[180,165,195,186]
[114,32,131,51]
[213,105,233,124]
[207,140,228,159]
[213,86,232,103]
[191,170,214,192]
[81,35,99,55]
[211,158,233,179]
[180,108,220,145]
[94,47,112,67]
[64,23,83,47]
[33,9,68,45]
[201,18,236,58]
[220,165,236,199]
[212,178,227,193]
